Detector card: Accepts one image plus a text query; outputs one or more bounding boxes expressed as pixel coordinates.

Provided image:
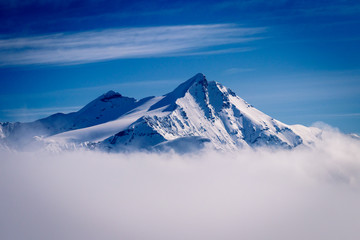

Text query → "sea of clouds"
[0,126,359,240]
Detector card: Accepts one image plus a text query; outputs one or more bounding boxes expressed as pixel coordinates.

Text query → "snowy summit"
[0,73,321,152]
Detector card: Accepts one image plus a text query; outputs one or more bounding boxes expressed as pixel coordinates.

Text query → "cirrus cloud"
[0,24,265,66]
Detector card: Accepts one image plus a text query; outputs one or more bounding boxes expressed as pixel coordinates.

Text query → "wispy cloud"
[309,113,360,118]
[1,106,81,119]
[0,24,265,66]
[223,67,255,74]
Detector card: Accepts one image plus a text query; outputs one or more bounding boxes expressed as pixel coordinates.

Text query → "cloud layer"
[0,128,360,240]
[0,24,264,66]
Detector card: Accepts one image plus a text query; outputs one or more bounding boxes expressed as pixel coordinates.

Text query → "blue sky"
[0,0,359,134]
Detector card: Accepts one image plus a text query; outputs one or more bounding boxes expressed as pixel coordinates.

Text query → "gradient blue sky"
[0,0,359,134]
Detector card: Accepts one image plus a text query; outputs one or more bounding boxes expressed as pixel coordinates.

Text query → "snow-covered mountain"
[0,73,321,152]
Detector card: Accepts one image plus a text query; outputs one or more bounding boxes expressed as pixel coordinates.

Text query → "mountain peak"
[192,72,206,81]
[186,73,207,87]
[101,90,122,102]
[0,73,320,152]
[148,73,208,111]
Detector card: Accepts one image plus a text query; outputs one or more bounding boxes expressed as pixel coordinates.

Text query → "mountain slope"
[97,73,319,152]
[0,92,152,149]
[0,73,321,152]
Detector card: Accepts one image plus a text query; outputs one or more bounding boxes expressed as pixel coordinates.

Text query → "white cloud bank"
[0,24,264,66]
[0,127,359,240]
